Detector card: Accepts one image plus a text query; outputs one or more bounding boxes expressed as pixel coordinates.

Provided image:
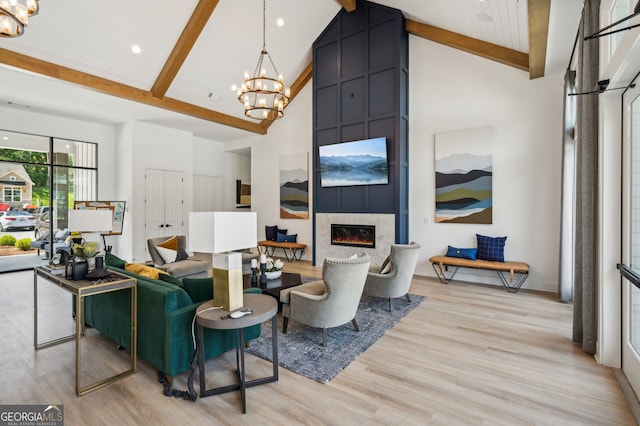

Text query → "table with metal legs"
[196,293,278,413]
[34,267,137,396]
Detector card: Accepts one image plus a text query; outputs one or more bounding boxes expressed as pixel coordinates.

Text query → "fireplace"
[331,224,375,249]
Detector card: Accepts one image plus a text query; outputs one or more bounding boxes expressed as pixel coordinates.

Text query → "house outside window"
[3,186,21,202]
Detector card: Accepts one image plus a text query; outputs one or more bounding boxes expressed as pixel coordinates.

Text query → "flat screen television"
[319,137,389,187]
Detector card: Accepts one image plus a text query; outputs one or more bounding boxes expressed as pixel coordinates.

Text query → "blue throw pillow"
[284,234,297,243]
[446,246,477,260]
[276,232,287,242]
[265,225,278,241]
[476,234,507,262]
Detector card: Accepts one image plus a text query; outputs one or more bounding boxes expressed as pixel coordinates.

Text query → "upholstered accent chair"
[363,242,421,312]
[280,253,371,347]
[147,235,210,278]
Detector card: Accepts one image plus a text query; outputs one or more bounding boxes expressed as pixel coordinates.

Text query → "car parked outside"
[0,211,36,231]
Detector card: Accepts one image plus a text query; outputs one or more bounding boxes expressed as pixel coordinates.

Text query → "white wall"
[232,37,564,292]
[193,137,251,211]
[113,121,194,262]
[409,39,564,292]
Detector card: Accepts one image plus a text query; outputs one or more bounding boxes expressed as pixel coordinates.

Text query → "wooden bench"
[429,255,530,293]
[258,240,307,262]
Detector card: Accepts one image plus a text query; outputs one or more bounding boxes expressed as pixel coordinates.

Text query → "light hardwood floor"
[0,263,635,425]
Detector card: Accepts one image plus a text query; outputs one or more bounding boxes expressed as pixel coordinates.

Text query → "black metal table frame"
[431,263,529,293]
[197,314,278,413]
[258,244,305,261]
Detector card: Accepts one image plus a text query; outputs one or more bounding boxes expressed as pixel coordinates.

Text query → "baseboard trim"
[613,368,640,424]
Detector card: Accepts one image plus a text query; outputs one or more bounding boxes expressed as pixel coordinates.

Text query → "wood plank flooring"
[0,263,634,425]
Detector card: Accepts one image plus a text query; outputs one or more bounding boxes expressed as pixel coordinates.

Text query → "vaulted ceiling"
[0,0,582,142]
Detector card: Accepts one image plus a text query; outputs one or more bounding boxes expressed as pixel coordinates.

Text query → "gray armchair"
[147,236,210,278]
[363,242,421,312]
[280,253,371,347]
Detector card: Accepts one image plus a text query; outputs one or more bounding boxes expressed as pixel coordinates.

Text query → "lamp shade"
[188,211,257,253]
[68,209,112,233]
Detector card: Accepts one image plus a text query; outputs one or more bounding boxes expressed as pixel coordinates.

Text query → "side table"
[33,267,137,396]
[196,293,278,413]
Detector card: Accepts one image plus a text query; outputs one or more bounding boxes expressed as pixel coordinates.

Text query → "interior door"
[621,80,640,396]
[145,169,167,240]
[163,171,183,234]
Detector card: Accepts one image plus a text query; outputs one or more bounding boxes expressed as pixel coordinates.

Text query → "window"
[3,187,21,202]
[609,0,631,59]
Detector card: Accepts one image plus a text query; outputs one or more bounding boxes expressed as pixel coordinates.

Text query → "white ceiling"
[0,0,583,142]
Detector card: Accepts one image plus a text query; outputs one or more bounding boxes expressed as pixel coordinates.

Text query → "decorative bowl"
[265,270,282,280]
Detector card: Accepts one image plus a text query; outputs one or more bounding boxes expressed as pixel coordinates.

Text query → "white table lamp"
[68,209,112,246]
[189,212,257,311]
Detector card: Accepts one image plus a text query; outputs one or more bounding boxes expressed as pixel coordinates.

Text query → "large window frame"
[0,129,98,261]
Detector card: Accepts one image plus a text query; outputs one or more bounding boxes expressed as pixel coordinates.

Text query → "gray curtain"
[573,0,600,354]
[559,70,576,303]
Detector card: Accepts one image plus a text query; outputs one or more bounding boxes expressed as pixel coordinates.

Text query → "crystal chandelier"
[0,0,39,37]
[237,0,290,120]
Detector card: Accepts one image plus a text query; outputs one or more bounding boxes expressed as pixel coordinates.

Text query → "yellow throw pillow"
[125,263,168,280]
[157,236,179,251]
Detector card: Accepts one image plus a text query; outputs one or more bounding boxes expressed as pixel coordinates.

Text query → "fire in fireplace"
[331,224,375,248]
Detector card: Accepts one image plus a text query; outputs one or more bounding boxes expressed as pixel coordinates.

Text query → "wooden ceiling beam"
[150,0,220,99]
[0,47,266,134]
[406,19,529,73]
[260,61,313,131]
[336,0,356,12]
[528,0,551,79]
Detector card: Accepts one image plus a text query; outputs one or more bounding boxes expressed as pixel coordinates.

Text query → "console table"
[196,293,278,413]
[33,266,137,396]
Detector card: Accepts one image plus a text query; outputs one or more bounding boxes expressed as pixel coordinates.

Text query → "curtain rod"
[585,0,640,40]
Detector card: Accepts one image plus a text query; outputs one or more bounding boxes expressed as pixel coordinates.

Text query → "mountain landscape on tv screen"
[319,154,388,187]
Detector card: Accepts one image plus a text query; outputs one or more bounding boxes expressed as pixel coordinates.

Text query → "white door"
[145,169,184,242]
[145,169,167,240]
[621,81,640,396]
[163,171,183,234]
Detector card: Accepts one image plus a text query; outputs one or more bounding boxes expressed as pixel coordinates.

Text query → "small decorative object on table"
[260,254,267,285]
[264,257,284,280]
[251,258,258,286]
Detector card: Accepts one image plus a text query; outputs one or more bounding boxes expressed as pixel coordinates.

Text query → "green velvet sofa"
[81,252,261,378]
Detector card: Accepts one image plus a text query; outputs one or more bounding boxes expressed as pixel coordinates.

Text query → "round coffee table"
[196,293,278,413]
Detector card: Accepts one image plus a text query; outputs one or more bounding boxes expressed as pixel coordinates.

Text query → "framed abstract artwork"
[435,128,493,224]
[280,152,309,219]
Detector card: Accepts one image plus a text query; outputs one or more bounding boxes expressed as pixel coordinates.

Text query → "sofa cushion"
[265,225,278,241]
[181,277,213,303]
[176,247,189,261]
[446,245,478,260]
[476,234,507,262]
[157,235,179,251]
[125,263,168,280]
[105,251,127,269]
[158,273,184,288]
[161,259,210,279]
[280,280,326,305]
[156,245,178,263]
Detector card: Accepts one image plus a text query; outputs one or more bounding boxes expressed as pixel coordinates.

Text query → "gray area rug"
[246,292,425,384]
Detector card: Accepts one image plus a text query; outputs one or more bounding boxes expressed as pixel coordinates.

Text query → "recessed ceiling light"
[131,45,141,54]
[3,136,8,141]
[277,18,284,27]
[231,84,238,91]
[477,13,493,22]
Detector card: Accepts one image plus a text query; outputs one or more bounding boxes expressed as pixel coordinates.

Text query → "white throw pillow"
[380,257,392,274]
[155,245,177,264]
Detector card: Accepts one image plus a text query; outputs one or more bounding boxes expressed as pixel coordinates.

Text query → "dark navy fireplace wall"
[331,224,376,248]
[312,0,409,264]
